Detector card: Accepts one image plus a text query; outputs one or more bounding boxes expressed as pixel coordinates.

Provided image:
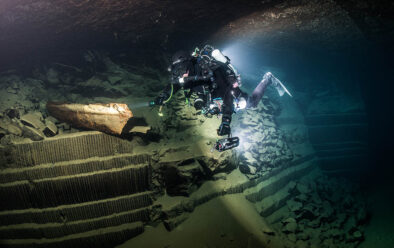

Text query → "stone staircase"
[0,132,154,248]
[305,113,368,175]
[243,154,319,218]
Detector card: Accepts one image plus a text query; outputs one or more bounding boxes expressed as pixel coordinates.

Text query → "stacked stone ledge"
[0,132,154,248]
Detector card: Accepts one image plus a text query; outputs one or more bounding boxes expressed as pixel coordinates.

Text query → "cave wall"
[1,0,393,69]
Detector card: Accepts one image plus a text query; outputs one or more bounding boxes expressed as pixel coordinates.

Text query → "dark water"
[1,21,394,247]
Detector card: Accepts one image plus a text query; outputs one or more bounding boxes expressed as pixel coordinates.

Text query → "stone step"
[243,159,316,203]
[0,153,150,184]
[255,180,296,217]
[318,154,369,173]
[160,154,317,221]
[312,141,367,151]
[0,206,150,239]
[0,191,153,226]
[1,131,135,168]
[0,164,151,211]
[315,146,368,158]
[308,123,367,144]
[305,113,367,126]
[255,168,320,217]
[0,222,143,248]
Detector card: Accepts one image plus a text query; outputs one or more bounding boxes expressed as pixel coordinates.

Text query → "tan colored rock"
[20,112,46,130]
[129,126,151,134]
[47,102,133,135]
[45,116,59,124]
[43,119,58,137]
[0,119,23,136]
[23,126,45,141]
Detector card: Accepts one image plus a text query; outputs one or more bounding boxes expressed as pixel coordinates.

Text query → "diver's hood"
[168,50,190,80]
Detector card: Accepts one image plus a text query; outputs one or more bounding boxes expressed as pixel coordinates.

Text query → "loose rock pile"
[0,109,83,145]
[268,175,368,248]
[234,97,293,176]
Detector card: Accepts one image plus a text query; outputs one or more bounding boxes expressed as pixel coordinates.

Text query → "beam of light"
[130,101,149,109]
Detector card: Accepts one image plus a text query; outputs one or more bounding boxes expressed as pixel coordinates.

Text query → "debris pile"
[267,175,368,248]
[234,97,294,177]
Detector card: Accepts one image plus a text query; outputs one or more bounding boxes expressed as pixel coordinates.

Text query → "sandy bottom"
[117,194,284,248]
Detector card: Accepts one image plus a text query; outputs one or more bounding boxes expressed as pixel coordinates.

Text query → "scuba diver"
[150,45,292,152]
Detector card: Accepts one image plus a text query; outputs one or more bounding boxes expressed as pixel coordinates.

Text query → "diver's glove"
[152,92,169,106]
[217,122,231,136]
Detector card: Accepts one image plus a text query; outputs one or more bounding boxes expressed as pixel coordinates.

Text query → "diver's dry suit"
[152,46,289,137]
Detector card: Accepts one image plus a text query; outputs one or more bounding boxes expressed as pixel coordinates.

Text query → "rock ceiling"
[0,0,393,66]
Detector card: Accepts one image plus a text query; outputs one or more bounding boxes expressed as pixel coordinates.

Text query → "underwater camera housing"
[214,137,239,152]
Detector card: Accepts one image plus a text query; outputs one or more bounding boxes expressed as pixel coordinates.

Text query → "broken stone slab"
[20,112,46,130]
[128,126,151,134]
[45,116,59,124]
[59,122,71,131]
[47,102,133,135]
[23,126,45,141]
[287,199,303,212]
[262,118,276,127]
[43,119,58,137]
[261,227,275,236]
[296,183,311,194]
[239,164,257,175]
[163,213,190,231]
[0,121,23,136]
[107,75,123,84]
[283,221,297,233]
[320,200,334,218]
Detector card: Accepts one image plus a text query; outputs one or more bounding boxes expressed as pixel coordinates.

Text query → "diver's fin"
[270,74,292,97]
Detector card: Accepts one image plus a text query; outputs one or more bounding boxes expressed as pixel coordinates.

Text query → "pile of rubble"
[268,175,368,248]
[0,110,80,145]
[234,97,294,177]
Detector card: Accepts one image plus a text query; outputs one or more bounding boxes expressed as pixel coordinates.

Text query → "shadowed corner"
[121,116,161,142]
